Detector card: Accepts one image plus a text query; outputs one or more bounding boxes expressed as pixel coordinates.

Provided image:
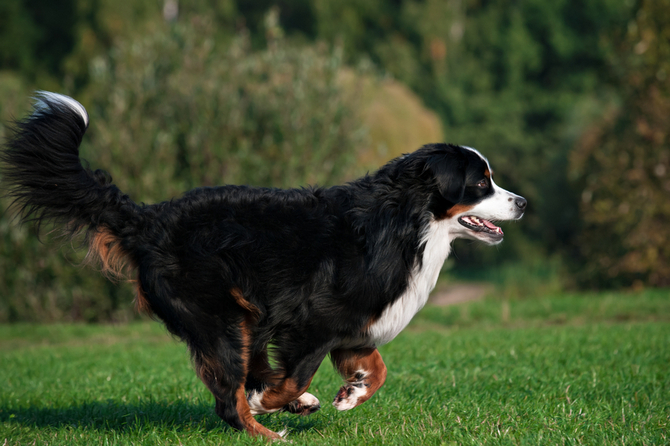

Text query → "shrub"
[570,0,670,287]
[0,16,368,322]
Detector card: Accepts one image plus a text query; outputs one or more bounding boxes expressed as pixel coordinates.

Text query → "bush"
[570,0,670,287]
[0,15,368,322]
[84,14,366,200]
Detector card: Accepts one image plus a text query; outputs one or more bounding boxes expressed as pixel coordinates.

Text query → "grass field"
[1,289,669,445]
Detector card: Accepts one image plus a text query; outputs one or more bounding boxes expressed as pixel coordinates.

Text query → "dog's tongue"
[483,219,503,234]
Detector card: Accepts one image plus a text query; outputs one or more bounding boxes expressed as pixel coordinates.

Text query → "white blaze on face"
[453,146,525,241]
[468,175,526,222]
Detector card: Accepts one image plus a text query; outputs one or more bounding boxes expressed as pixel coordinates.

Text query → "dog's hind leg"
[191,316,282,440]
[330,347,387,411]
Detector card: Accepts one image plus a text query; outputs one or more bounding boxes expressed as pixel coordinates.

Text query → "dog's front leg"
[330,347,387,410]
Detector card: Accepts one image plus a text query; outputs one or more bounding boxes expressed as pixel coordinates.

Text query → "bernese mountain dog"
[1,92,526,440]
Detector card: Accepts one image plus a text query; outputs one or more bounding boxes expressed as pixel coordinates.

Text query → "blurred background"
[0,0,668,322]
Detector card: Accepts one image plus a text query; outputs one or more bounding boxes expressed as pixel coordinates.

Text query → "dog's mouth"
[458,216,504,241]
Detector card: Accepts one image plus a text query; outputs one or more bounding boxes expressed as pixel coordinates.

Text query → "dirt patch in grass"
[429,283,493,306]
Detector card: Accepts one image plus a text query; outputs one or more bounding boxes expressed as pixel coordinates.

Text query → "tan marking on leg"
[331,348,387,410]
[231,288,260,318]
[260,376,315,412]
[235,318,282,439]
[246,348,320,416]
[261,378,306,410]
[235,387,281,440]
[196,318,282,440]
[134,275,152,316]
[194,352,220,387]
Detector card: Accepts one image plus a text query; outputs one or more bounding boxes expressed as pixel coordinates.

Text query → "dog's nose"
[515,197,527,211]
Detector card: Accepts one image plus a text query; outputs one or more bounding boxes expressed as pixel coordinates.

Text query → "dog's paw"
[282,392,321,416]
[332,382,367,411]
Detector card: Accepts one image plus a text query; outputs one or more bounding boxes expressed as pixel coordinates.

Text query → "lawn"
[1,289,668,445]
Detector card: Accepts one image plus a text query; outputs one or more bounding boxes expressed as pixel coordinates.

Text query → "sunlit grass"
[1,290,668,445]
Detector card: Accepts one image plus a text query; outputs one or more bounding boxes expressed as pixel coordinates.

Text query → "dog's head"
[420,143,526,245]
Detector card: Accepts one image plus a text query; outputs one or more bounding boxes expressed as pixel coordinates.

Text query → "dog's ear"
[425,150,467,204]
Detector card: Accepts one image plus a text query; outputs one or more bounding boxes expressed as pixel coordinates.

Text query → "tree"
[570,0,670,287]
[83,14,366,199]
[0,0,77,82]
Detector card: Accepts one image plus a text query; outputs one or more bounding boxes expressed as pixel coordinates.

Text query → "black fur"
[1,93,520,438]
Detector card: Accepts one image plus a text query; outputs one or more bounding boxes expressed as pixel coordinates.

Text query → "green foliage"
[0,224,131,323]
[0,15,367,322]
[1,0,667,323]
[83,15,365,201]
[0,73,130,323]
[0,0,78,82]
[2,291,669,444]
[228,0,635,270]
[303,0,628,248]
[570,0,670,287]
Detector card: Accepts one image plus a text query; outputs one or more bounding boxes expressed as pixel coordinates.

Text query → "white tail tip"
[33,91,89,127]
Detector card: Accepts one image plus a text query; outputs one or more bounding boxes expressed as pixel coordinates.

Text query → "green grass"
[1,290,669,445]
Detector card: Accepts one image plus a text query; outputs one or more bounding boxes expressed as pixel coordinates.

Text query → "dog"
[1,92,526,440]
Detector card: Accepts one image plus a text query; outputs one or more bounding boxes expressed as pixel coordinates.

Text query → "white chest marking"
[368,220,452,346]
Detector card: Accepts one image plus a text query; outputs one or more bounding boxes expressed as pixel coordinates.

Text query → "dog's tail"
[1,92,148,301]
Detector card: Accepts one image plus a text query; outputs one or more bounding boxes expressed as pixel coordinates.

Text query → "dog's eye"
[476,179,488,188]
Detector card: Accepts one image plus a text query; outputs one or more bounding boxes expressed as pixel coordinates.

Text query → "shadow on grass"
[0,399,327,435]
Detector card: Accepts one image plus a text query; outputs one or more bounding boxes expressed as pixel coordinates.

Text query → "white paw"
[332,383,367,411]
[283,391,321,415]
[297,392,320,407]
